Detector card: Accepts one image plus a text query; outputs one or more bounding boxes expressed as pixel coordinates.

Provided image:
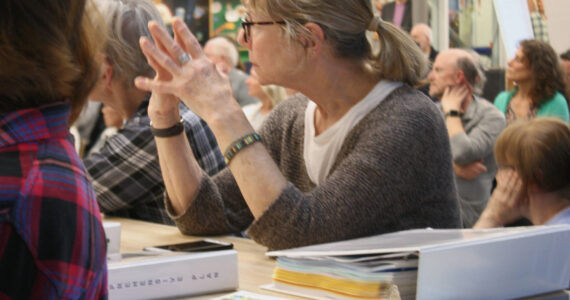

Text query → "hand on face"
[135,19,236,125]
[441,84,470,113]
[483,168,529,226]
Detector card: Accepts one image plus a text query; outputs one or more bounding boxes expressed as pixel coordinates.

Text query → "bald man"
[410,23,438,64]
[428,49,506,228]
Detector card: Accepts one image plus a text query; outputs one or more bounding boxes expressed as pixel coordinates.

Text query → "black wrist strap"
[445,110,462,118]
[150,118,184,138]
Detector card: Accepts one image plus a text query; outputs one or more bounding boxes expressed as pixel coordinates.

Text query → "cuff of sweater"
[246,182,305,250]
[164,172,207,233]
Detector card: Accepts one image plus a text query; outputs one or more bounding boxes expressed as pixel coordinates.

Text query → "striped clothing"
[0,102,107,299]
[84,96,225,225]
[530,12,550,43]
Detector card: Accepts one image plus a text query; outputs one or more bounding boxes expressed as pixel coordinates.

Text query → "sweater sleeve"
[449,102,506,165]
[167,90,461,250]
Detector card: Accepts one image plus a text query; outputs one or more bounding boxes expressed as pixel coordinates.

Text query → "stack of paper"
[266,226,570,300]
[271,252,418,299]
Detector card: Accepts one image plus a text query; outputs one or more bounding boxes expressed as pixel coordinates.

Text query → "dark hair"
[0,0,103,123]
[520,40,568,107]
[561,49,570,61]
[456,57,478,88]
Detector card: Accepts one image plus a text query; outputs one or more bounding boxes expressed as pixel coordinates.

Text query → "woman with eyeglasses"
[135,0,461,250]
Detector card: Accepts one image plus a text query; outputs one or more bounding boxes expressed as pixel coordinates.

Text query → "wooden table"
[104,217,298,299]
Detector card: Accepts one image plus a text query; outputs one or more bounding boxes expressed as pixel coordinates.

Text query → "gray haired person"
[136,0,461,249]
[84,0,225,224]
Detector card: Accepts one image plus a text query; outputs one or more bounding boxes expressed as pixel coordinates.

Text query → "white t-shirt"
[243,102,267,132]
[303,80,402,184]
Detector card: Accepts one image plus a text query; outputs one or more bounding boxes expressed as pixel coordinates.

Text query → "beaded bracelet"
[224,132,262,165]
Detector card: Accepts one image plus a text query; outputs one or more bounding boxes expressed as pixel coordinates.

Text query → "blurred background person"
[0,0,108,298]
[410,23,438,65]
[428,48,505,228]
[84,0,225,225]
[204,36,258,107]
[474,118,570,228]
[86,104,124,156]
[154,0,173,26]
[243,70,288,131]
[381,0,412,32]
[494,40,569,125]
[74,100,106,155]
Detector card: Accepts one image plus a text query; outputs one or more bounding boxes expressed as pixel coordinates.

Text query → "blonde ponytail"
[367,17,428,86]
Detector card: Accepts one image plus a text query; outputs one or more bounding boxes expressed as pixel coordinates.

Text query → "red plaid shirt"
[0,102,108,299]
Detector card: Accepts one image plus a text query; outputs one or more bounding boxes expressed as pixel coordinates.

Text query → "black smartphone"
[147,239,233,252]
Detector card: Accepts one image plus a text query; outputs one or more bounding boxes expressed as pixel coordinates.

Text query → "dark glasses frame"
[241,18,286,43]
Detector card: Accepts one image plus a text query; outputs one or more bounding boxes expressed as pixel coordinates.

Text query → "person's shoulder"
[383,84,438,112]
[494,90,511,100]
[365,84,442,129]
[538,92,570,121]
[549,91,569,105]
[476,96,504,114]
[540,91,569,111]
[493,90,513,110]
[260,94,307,134]
[472,97,506,128]
[271,93,309,115]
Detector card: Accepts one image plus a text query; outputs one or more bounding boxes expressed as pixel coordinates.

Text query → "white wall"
[544,0,570,54]
[471,0,495,47]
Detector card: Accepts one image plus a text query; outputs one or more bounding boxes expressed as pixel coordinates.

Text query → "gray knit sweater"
[167,85,461,250]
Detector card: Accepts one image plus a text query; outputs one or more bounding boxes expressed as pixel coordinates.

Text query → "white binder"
[268,226,570,299]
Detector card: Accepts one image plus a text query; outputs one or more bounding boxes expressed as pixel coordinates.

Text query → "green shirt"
[494,90,569,123]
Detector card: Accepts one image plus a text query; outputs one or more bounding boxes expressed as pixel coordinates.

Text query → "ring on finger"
[178,52,191,65]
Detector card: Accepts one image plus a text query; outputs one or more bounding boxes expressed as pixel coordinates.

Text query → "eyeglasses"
[241,18,286,43]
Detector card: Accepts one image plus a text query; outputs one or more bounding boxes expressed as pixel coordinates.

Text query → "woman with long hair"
[494,39,569,124]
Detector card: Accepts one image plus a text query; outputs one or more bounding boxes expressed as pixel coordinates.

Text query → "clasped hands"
[134,19,236,128]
